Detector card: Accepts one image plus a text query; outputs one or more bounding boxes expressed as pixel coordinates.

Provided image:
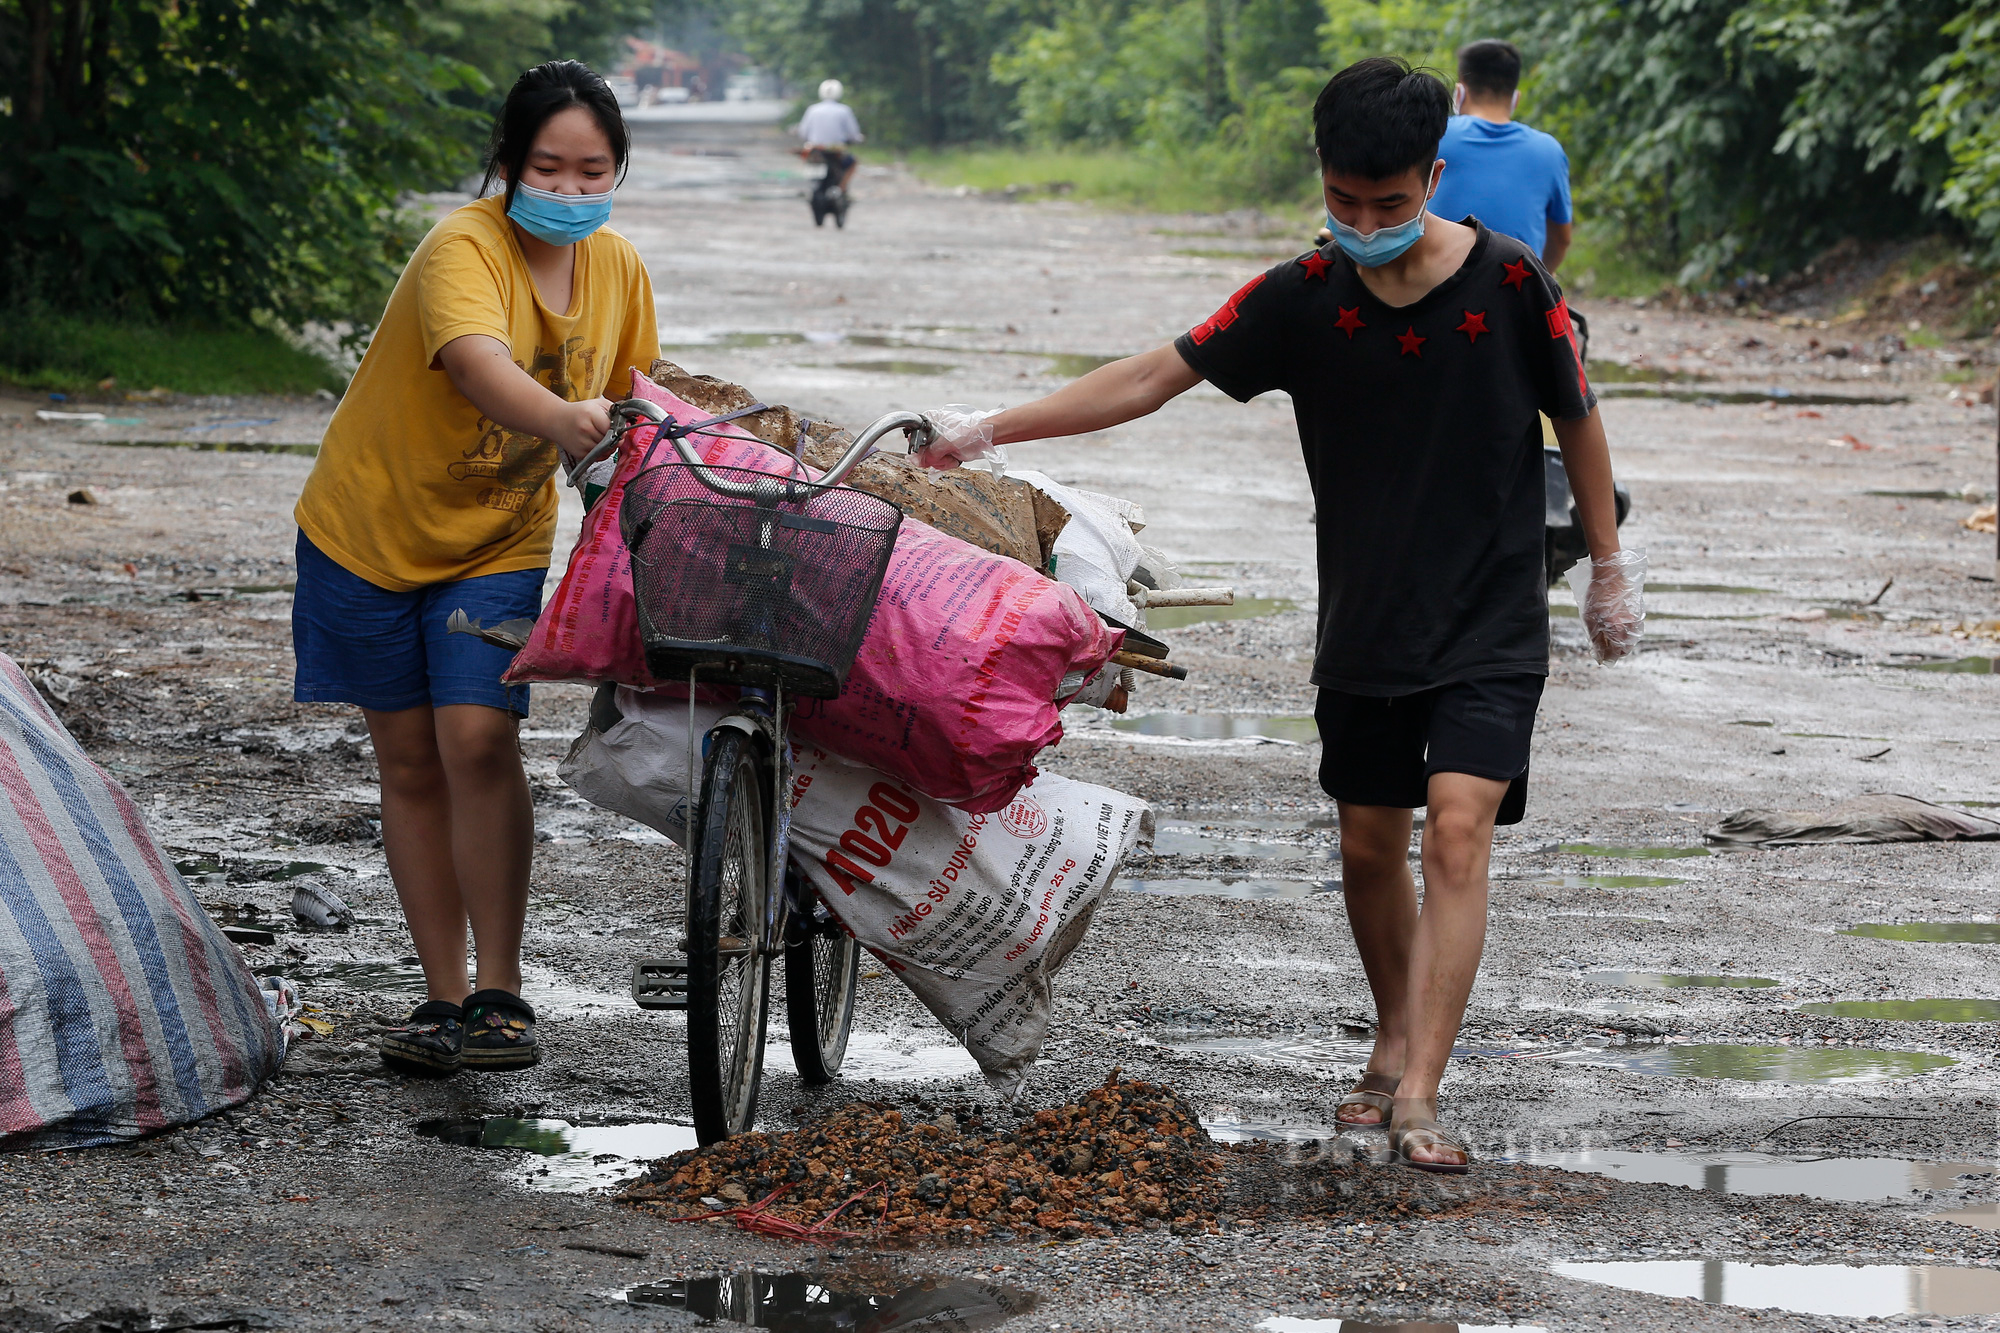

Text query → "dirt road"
[4,106,2000,1331]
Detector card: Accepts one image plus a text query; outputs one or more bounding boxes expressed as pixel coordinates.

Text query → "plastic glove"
[1565,548,1647,663]
[914,404,999,470]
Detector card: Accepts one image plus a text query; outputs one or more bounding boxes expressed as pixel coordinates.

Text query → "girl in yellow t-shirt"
[293,61,659,1077]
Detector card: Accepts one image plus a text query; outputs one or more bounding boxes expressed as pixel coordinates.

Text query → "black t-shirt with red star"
[1173,220,1595,696]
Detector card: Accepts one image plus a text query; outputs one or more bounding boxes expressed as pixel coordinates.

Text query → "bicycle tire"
[785,887,858,1083]
[686,727,771,1144]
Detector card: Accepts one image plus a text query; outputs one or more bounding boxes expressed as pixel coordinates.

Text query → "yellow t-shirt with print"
[296,194,659,591]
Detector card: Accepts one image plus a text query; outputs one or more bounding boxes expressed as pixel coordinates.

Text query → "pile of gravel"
[620,1074,1228,1240]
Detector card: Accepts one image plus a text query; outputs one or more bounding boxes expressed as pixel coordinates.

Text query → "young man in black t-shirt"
[919,57,1641,1173]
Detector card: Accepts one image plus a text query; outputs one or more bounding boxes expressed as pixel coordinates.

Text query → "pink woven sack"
[507,370,1121,813]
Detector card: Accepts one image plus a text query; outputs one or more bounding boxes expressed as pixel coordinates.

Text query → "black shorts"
[1315,673,1545,826]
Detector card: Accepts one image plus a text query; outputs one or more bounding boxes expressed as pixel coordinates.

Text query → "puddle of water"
[1552,1259,2000,1318]
[1843,921,2000,943]
[255,860,334,881]
[1585,971,1779,989]
[1044,352,1121,377]
[1151,822,1334,859]
[623,1271,1039,1329]
[91,438,319,456]
[1142,596,1299,630]
[1557,1043,1956,1083]
[832,359,958,376]
[1561,843,1710,860]
[231,583,295,594]
[1201,1109,1343,1144]
[837,1031,984,1082]
[1801,998,2000,1022]
[1111,714,1320,743]
[1125,877,1340,899]
[1260,1322,1546,1333]
[1865,489,1971,500]
[1728,719,1774,727]
[1935,1204,2000,1230]
[1524,1149,1986,1202]
[1649,582,1773,594]
[1594,387,1911,406]
[415,1116,697,1192]
[1534,874,1686,889]
[254,958,425,993]
[1782,730,1891,740]
[1894,656,1998,673]
[1170,1033,1558,1070]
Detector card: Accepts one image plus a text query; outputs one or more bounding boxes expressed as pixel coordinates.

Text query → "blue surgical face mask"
[507,180,615,246]
[1326,208,1427,268]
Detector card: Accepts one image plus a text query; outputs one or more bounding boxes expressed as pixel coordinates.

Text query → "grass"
[0,312,345,398]
[1560,224,1675,301]
[900,145,1289,216]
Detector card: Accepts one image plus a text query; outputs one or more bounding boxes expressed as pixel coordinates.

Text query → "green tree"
[0,1,486,330]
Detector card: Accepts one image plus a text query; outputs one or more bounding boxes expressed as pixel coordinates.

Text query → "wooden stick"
[1112,651,1188,680]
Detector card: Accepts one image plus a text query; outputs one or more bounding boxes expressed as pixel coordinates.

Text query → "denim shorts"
[291,530,544,716]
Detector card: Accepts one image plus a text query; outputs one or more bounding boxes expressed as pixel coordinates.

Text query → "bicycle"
[569,398,930,1143]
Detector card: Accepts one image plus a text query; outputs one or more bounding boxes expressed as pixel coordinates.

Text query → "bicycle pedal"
[632,958,689,1010]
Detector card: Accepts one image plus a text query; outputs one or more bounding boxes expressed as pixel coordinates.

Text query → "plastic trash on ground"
[290,877,355,929]
[509,371,1123,814]
[560,690,1152,1100]
[0,652,283,1148]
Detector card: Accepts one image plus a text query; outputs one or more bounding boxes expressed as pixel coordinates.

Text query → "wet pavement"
[5,101,2000,1331]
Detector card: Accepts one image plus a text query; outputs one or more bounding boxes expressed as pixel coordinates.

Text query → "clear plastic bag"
[915,404,1000,469]
[1564,548,1647,663]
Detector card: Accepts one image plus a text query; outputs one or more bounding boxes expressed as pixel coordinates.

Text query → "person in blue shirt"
[1429,39,1572,271]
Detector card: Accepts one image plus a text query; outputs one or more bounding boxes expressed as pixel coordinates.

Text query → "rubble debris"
[1707,793,2000,846]
[620,1074,1227,1241]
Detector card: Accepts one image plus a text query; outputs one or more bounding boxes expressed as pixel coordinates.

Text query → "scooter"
[806,148,851,229]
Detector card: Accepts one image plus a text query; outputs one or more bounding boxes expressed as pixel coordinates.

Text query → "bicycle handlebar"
[564,401,935,502]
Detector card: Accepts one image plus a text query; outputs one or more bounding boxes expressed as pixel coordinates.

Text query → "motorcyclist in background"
[795,78,863,196]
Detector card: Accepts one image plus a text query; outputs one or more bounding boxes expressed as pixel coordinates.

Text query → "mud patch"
[1552,1259,2000,1318]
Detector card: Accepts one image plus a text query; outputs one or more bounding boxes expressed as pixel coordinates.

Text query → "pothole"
[1150,821,1335,859]
[1555,1043,1956,1083]
[1842,921,2000,943]
[1584,971,1780,990]
[1799,998,2000,1022]
[414,1116,697,1192]
[1521,1148,1988,1202]
[1560,843,1711,860]
[836,1031,984,1082]
[1552,1259,2000,1317]
[1124,877,1339,900]
[1110,714,1319,743]
[1142,596,1299,630]
[621,1271,1040,1328]
[1891,656,1999,673]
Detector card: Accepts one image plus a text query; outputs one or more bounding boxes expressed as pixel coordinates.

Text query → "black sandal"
[378,999,464,1077]
[460,989,539,1070]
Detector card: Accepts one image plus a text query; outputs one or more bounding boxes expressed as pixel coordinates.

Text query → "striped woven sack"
[0,653,281,1149]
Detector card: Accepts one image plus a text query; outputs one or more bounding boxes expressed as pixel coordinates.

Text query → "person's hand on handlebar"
[551,397,615,461]
[913,405,1001,470]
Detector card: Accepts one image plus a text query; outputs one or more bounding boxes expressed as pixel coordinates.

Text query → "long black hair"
[480,60,630,206]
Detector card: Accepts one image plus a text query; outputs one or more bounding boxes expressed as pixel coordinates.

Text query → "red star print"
[1501,259,1533,290]
[1334,306,1366,338]
[1298,250,1333,281]
[1457,310,1490,344]
[1396,326,1426,357]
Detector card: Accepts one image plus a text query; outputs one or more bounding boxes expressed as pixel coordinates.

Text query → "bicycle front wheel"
[686,727,771,1144]
[786,887,858,1083]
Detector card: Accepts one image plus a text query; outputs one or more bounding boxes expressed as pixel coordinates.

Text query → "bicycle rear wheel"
[686,727,771,1144]
[786,884,858,1083]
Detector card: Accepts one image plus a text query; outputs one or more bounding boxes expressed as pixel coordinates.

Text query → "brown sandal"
[1389,1114,1471,1175]
[1334,1071,1400,1128]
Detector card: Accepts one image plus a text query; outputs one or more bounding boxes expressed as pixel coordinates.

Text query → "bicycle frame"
[589,401,934,958]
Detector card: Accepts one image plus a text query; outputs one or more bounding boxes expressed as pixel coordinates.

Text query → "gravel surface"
[3,105,2000,1332]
